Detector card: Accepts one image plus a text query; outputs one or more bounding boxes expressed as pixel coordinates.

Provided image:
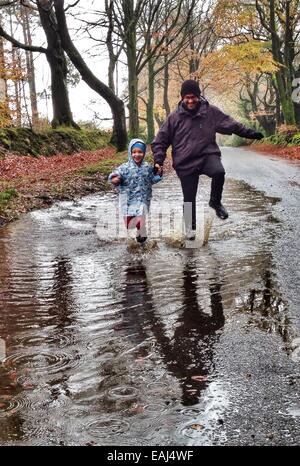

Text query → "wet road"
[0,147,299,446]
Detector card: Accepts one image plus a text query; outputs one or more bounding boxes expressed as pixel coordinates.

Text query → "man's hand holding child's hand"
[154,164,163,176]
[111,174,121,185]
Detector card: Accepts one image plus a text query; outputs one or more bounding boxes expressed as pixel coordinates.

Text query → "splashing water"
[203,209,215,246]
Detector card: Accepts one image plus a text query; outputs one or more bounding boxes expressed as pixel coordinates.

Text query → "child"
[108,138,163,243]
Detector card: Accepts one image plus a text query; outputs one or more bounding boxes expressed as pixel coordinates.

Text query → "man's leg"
[210,172,225,205]
[202,156,228,220]
[179,173,199,237]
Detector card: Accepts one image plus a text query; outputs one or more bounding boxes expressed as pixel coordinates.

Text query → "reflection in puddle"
[234,270,290,343]
[0,172,294,445]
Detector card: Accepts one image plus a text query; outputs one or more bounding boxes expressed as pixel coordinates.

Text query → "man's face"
[182,93,199,110]
[132,147,144,165]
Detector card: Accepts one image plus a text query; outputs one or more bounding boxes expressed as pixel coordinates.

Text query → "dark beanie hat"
[180,80,201,98]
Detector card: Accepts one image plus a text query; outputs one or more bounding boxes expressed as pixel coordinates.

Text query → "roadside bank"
[247,143,300,161]
[0,147,128,227]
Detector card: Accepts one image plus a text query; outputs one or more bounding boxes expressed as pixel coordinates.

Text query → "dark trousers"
[179,155,225,230]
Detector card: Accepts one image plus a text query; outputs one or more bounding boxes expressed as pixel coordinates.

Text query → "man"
[151,79,263,240]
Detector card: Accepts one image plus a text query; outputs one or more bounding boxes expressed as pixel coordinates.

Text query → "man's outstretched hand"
[252,131,264,140]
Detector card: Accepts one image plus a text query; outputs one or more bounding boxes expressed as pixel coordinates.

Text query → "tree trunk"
[154,111,164,128]
[108,55,117,95]
[283,0,296,125]
[256,116,275,136]
[105,0,116,94]
[293,66,300,127]
[269,0,296,126]
[8,7,21,125]
[0,27,7,98]
[0,32,11,125]
[105,0,121,145]
[38,1,78,128]
[272,78,283,127]
[245,80,275,136]
[126,35,139,137]
[53,0,127,150]
[146,59,155,143]
[127,51,139,137]
[163,54,170,117]
[189,38,199,75]
[21,5,39,126]
[123,0,139,137]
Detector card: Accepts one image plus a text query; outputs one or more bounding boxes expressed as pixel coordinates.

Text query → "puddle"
[0,170,296,445]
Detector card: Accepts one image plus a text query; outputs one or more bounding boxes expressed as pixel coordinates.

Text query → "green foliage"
[262,132,300,147]
[80,153,128,177]
[0,127,112,157]
[263,134,288,146]
[0,188,18,205]
[223,134,251,147]
[290,133,300,146]
[80,151,154,177]
[221,118,259,147]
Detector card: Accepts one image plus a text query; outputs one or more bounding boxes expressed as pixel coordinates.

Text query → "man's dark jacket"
[151,98,258,177]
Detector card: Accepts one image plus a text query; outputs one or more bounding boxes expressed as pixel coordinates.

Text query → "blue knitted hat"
[131,142,146,153]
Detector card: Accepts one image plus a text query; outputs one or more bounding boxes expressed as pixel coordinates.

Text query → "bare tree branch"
[0,24,47,53]
[64,0,80,12]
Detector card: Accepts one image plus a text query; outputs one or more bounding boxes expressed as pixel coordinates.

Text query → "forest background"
[0,0,300,224]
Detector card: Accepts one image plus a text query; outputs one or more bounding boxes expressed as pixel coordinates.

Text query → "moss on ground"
[80,153,128,177]
[0,127,111,157]
[0,188,18,205]
[79,151,155,177]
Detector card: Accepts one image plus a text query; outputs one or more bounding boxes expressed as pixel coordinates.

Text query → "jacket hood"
[128,138,147,165]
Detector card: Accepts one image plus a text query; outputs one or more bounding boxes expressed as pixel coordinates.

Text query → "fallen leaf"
[129,404,148,414]
[22,382,36,390]
[8,370,18,382]
[0,395,12,401]
[190,424,204,431]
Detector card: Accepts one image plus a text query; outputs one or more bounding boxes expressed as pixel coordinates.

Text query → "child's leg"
[135,216,147,238]
[125,216,137,229]
[124,216,147,241]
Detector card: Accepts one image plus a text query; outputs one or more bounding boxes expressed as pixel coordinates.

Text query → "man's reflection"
[49,257,76,329]
[122,259,225,406]
[120,261,153,348]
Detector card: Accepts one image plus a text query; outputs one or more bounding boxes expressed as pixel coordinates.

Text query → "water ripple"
[82,418,130,438]
[3,351,82,375]
[0,395,30,418]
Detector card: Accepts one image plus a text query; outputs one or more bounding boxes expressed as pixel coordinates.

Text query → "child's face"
[132,147,145,165]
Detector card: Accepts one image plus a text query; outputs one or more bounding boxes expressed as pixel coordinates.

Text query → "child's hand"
[154,164,163,176]
[111,175,121,185]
